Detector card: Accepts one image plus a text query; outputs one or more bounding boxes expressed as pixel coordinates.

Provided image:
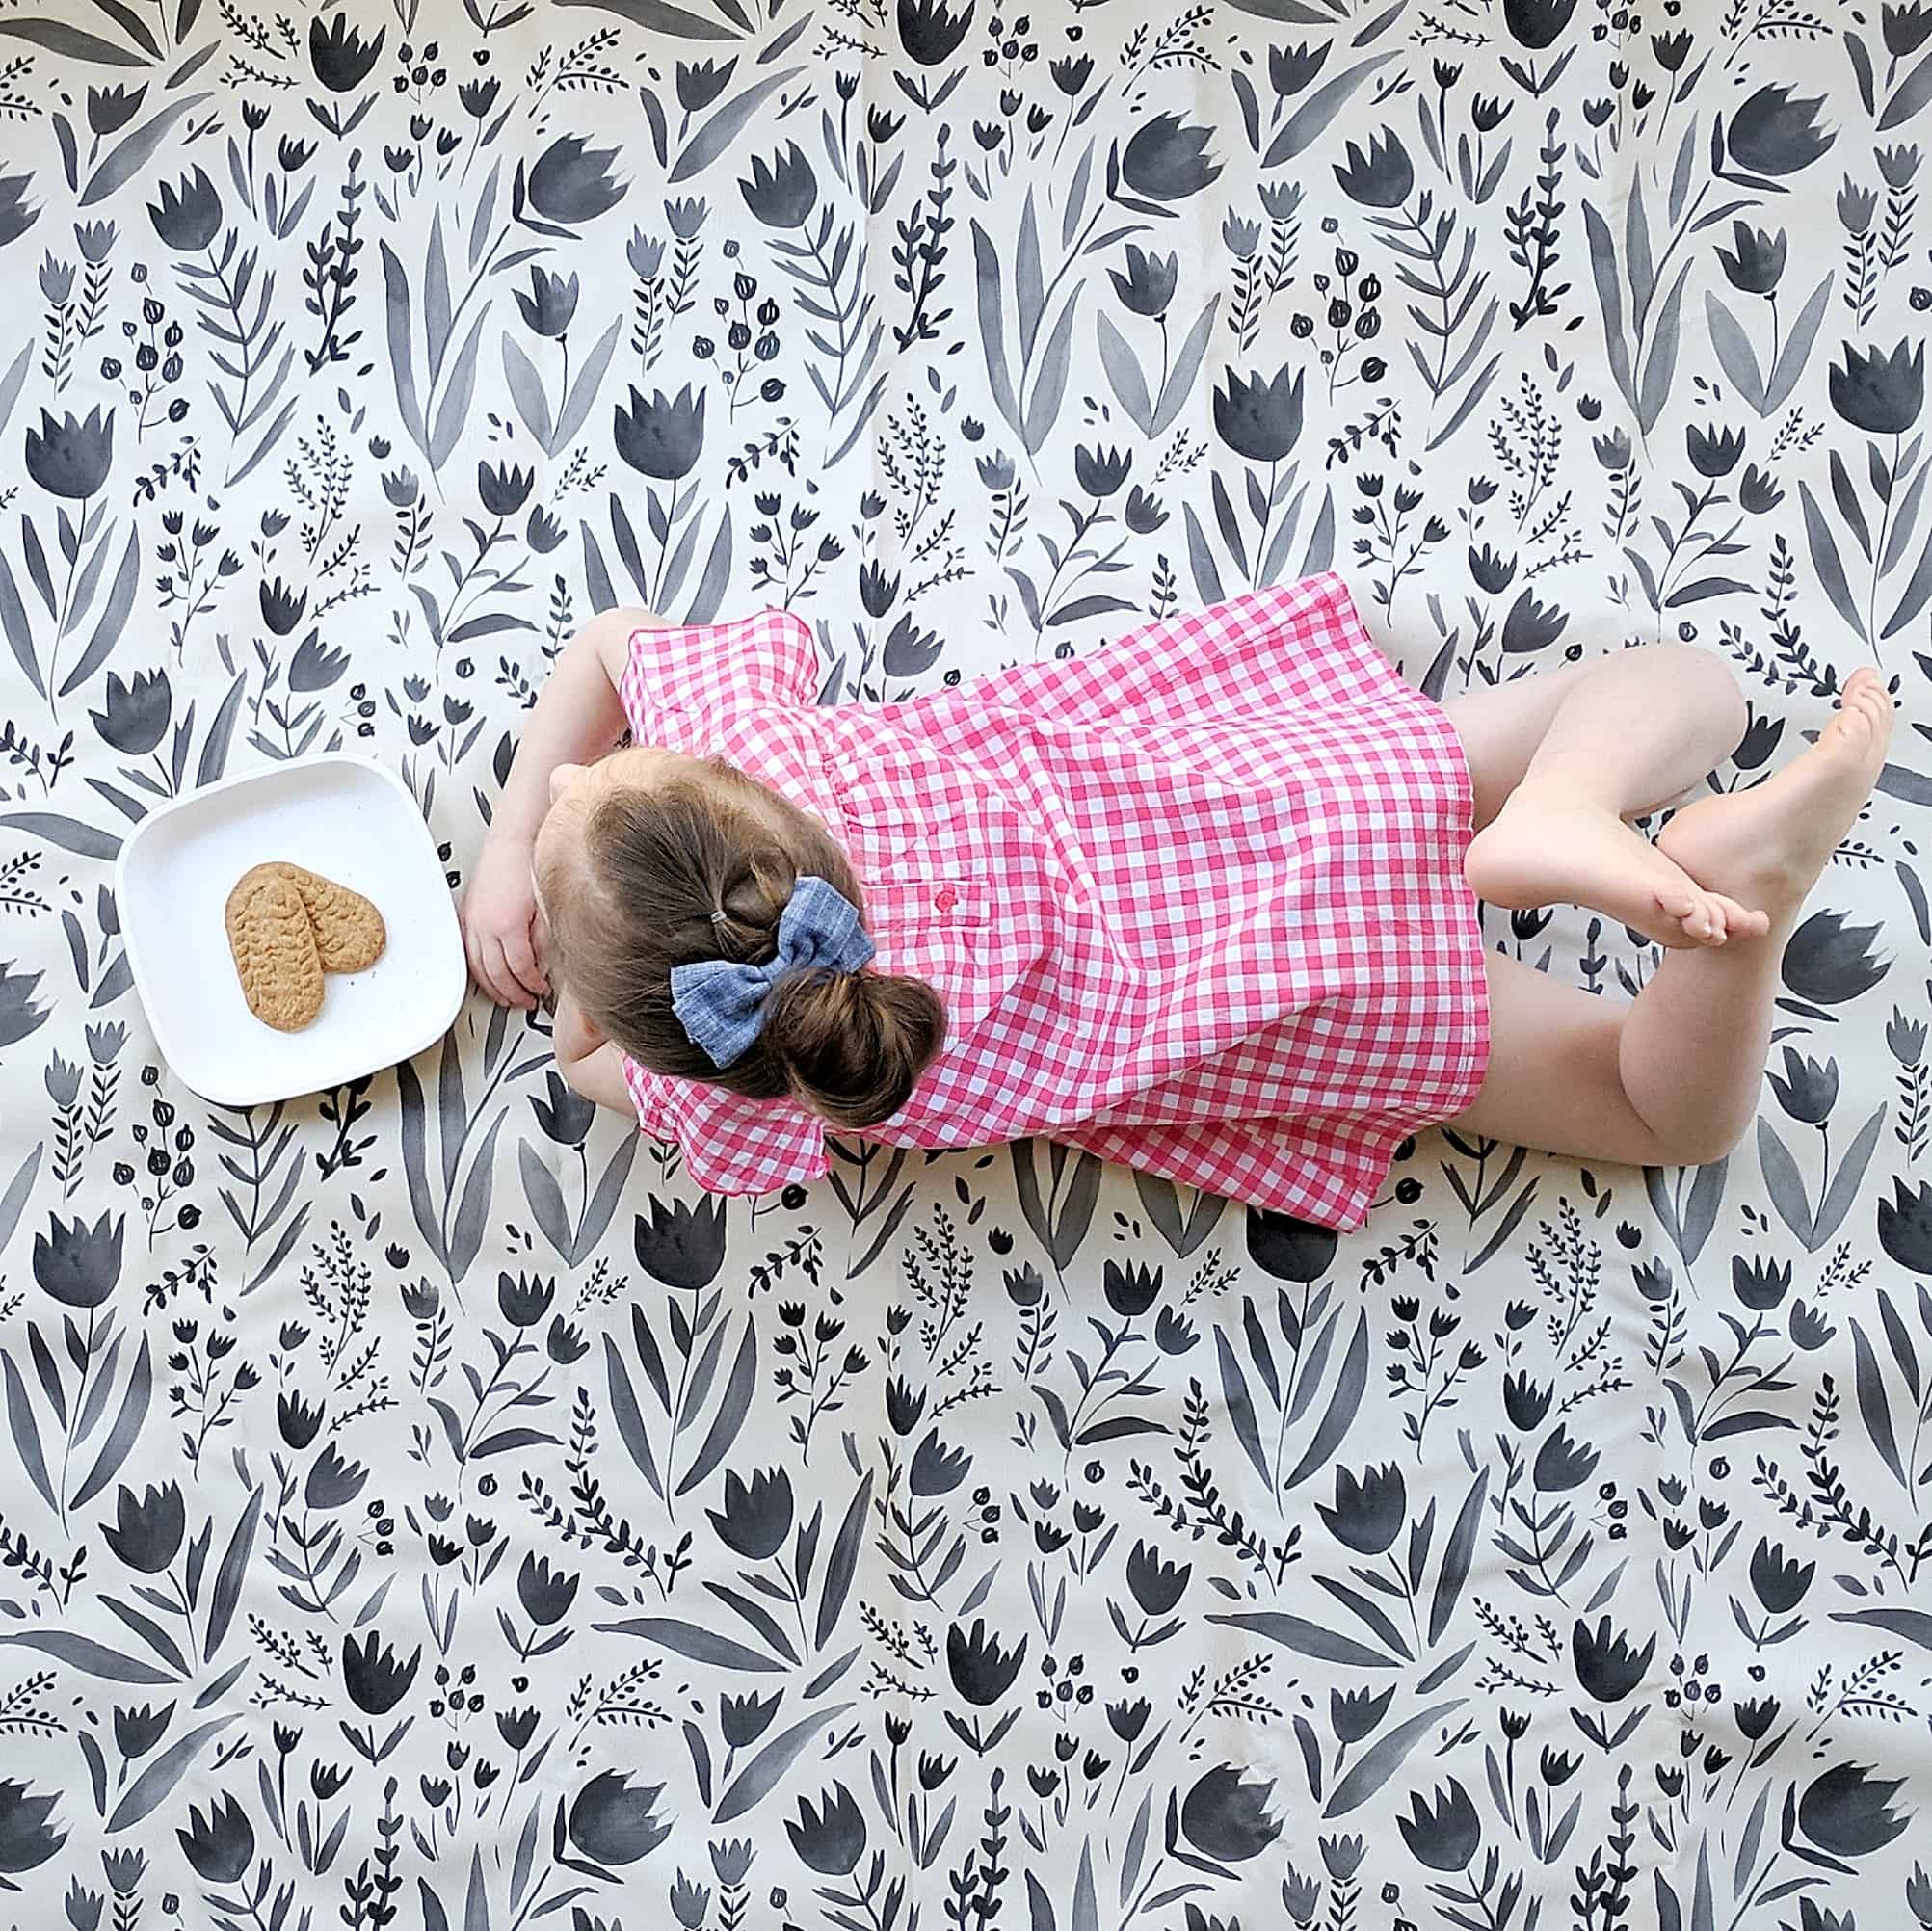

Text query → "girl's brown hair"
[542,757,946,1130]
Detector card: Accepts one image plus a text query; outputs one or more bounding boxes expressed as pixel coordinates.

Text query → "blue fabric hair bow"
[670,874,876,1070]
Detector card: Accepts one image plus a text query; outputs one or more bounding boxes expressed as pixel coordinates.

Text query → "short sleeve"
[621,1053,677,1144]
[618,606,820,743]
[916,574,1382,729]
[620,1050,828,1197]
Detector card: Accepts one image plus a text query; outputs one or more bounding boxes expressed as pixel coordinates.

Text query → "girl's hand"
[461,835,548,1010]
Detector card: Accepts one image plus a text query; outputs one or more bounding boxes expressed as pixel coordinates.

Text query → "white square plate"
[116,754,466,1106]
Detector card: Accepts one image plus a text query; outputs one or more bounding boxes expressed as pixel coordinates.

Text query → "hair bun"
[761,966,946,1129]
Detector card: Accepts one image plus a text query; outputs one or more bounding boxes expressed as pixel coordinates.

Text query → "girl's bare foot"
[1654,668,1894,926]
[1465,785,1762,950]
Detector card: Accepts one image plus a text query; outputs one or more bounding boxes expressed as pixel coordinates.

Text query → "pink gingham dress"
[615,572,1491,1231]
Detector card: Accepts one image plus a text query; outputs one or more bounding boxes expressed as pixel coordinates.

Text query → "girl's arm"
[460,607,660,1008]
[489,606,648,849]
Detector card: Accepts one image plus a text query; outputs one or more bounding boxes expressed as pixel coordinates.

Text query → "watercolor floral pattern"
[0,0,1923,1926]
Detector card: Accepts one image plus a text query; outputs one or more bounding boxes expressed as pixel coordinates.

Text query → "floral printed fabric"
[0,1,1926,1928]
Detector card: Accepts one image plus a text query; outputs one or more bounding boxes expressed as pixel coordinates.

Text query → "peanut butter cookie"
[225,862,387,1030]
[225,866,327,1031]
[266,862,386,972]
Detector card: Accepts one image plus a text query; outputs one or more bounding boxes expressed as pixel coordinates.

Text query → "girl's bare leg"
[1439,661,1591,832]
[1447,645,1763,949]
[1443,672,1893,1166]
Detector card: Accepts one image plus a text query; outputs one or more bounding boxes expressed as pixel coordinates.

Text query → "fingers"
[461,921,495,1003]
[488,937,538,1010]
[461,917,534,1010]
[503,923,548,1002]
[463,926,497,1003]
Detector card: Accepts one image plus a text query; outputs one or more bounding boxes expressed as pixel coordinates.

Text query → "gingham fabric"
[615,573,1492,1230]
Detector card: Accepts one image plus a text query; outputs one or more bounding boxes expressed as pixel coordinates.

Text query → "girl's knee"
[583,606,668,649]
[1658,643,1748,747]
[1702,653,1748,746]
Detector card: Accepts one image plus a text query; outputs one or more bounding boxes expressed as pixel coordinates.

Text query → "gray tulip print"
[0,0,1920,1922]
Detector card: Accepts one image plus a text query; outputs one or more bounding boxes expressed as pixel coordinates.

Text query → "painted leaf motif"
[1322,1700,1466,1816]
[593,1619,787,1672]
[712,1702,855,1823]
[105,1715,241,1832]
[1206,1611,1401,1668]
[1261,53,1400,167]
[1096,313,1153,436]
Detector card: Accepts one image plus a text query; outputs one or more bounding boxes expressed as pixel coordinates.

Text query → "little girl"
[460,574,1892,1232]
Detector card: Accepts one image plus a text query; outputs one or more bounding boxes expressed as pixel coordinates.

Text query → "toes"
[1681,888,1740,945]
[1658,888,1718,939]
[1708,893,1769,941]
[1847,676,1892,731]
